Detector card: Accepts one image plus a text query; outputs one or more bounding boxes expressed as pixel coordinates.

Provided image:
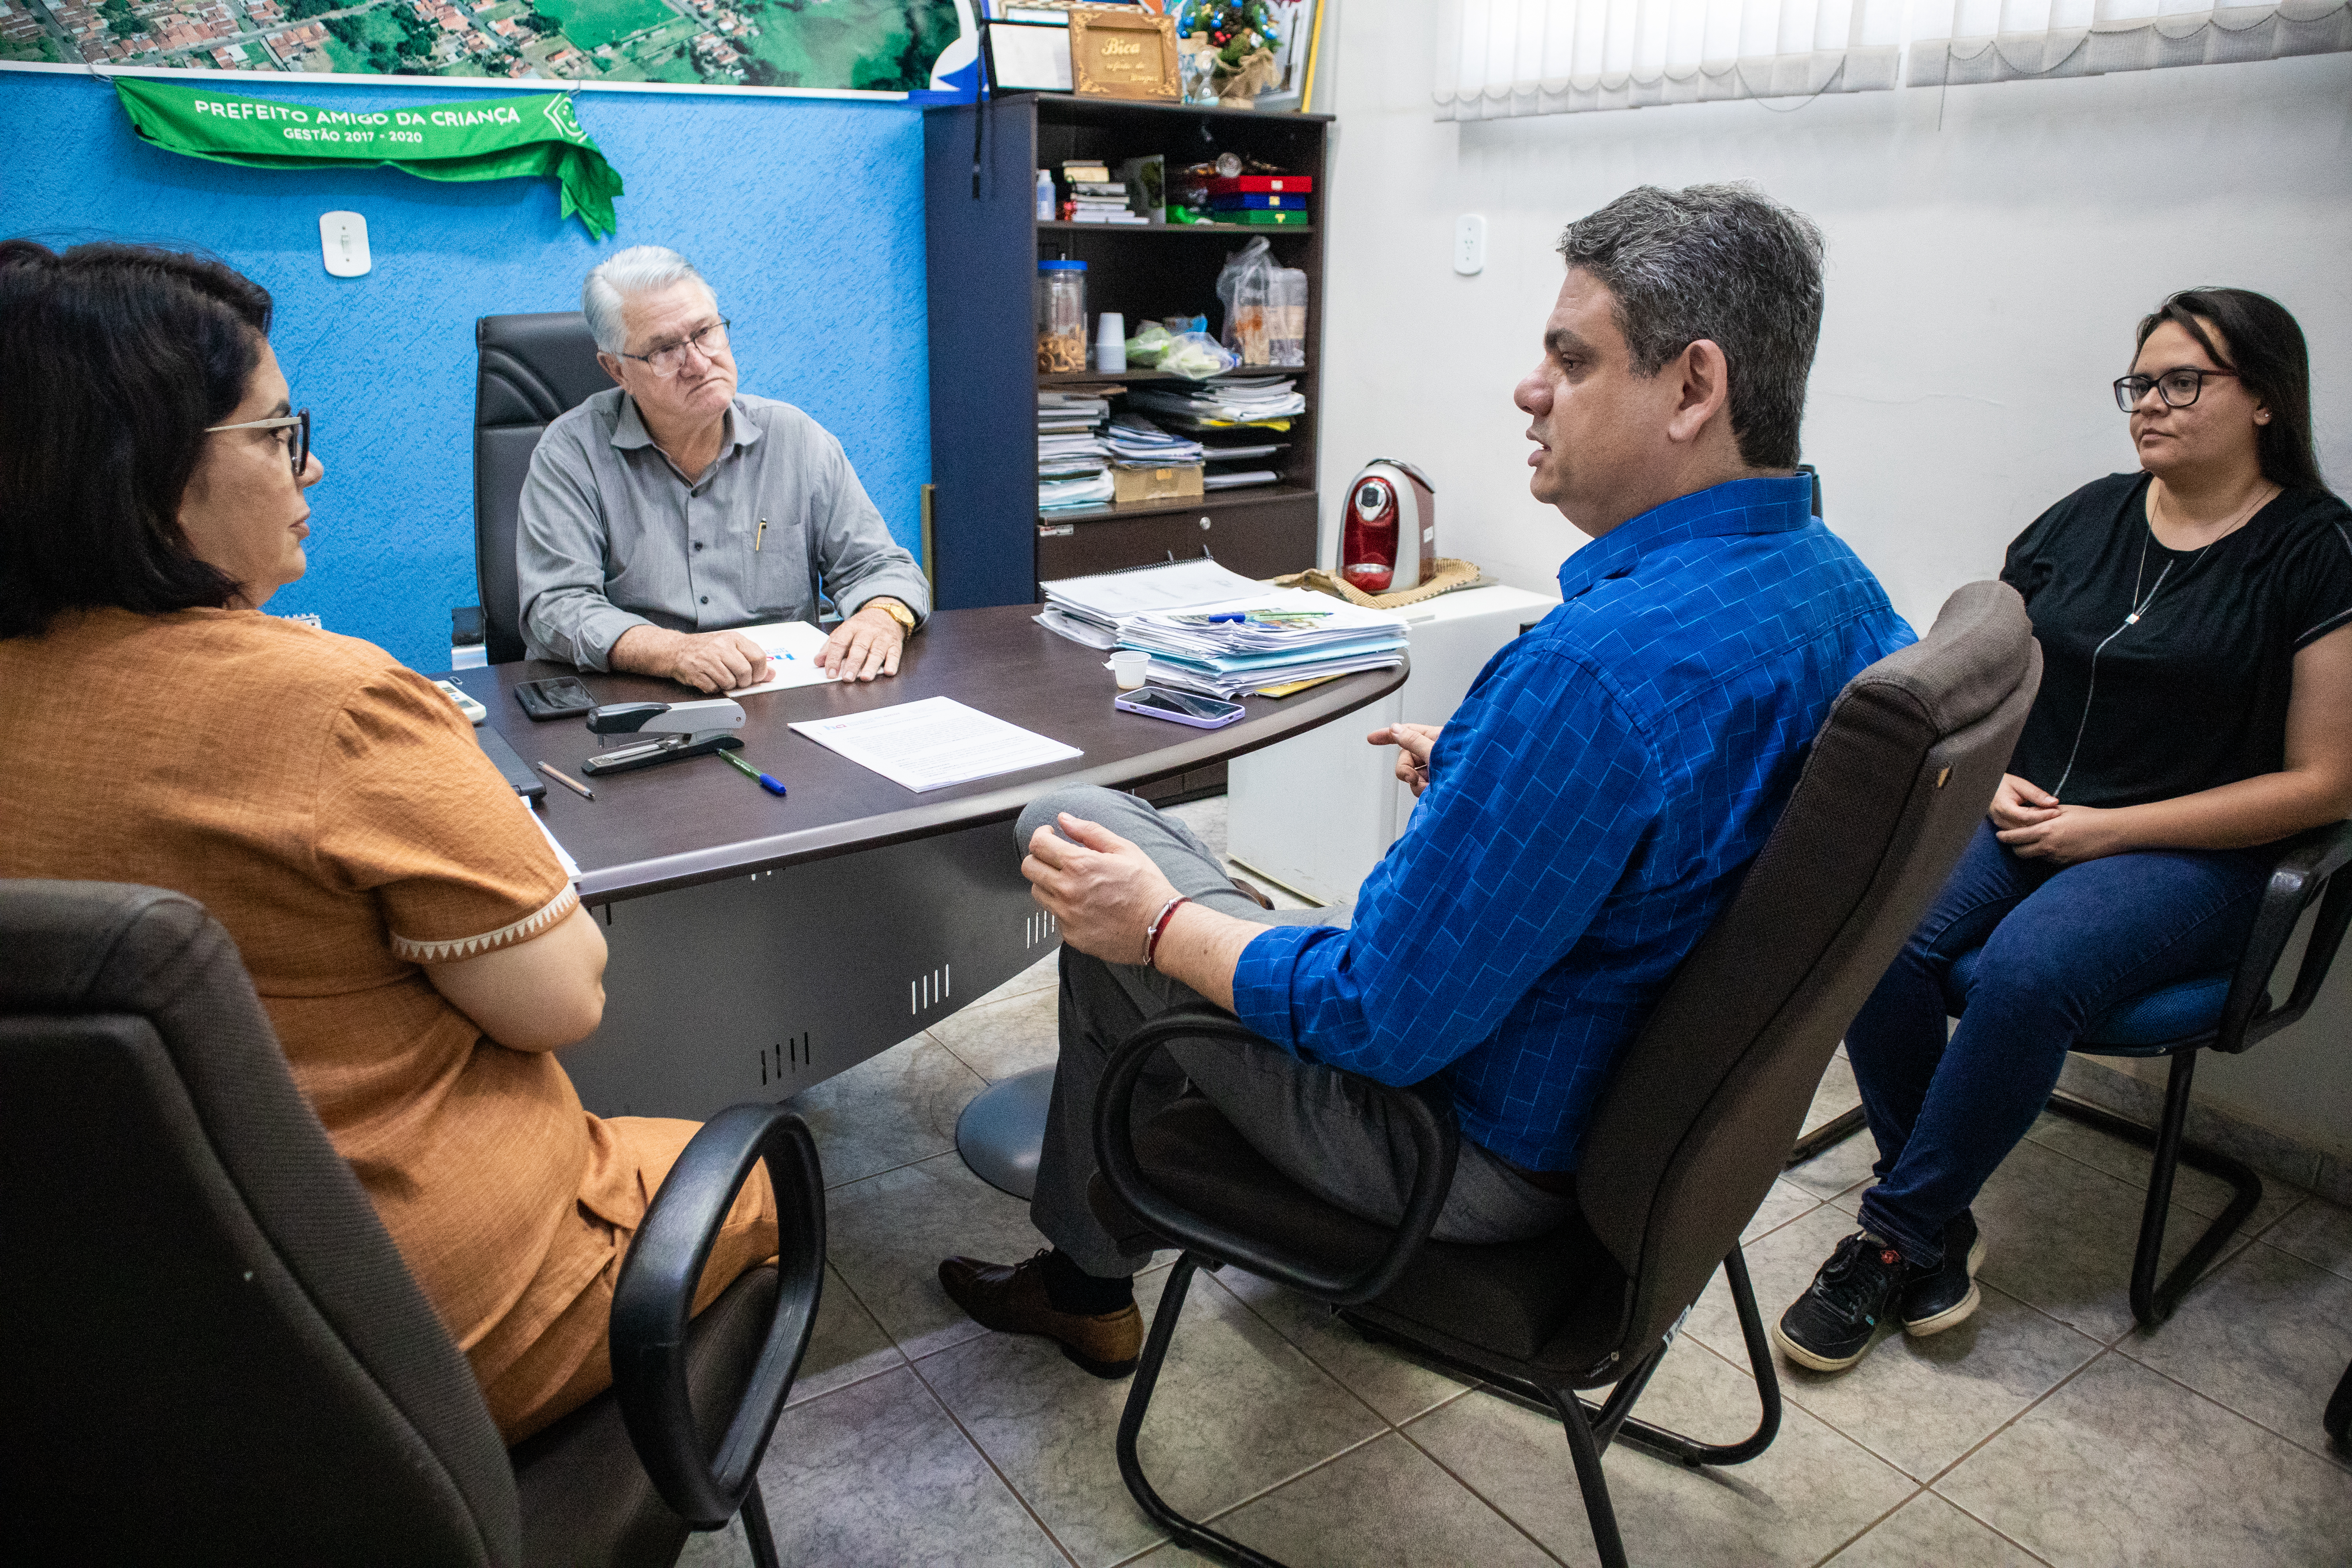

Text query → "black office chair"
[1088,582,2042,1568]
[474,313,610,665]
[0,880,822,1568]
[1786,820,2352,1328]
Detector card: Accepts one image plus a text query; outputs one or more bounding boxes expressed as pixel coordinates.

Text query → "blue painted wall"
[1,70,931,669]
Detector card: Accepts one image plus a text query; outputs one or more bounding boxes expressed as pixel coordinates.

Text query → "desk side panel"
[561,820,1054,1120]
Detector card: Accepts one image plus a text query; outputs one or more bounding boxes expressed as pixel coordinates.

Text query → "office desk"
[441,604,1403,1125]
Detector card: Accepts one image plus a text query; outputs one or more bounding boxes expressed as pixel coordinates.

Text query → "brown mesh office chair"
[1089,581,2042,1568]
[0,881,822,1567]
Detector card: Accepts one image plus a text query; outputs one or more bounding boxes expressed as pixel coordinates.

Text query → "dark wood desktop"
[440,604,1403,1122]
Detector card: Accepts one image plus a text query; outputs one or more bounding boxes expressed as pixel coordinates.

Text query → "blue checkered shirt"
[1231,476,1916,1171]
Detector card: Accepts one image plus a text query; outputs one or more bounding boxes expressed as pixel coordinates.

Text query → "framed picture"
[985,21,1076,91]
[1067,7,1180,101]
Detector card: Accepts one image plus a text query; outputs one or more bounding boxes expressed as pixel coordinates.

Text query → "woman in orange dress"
[0,240,776,1443]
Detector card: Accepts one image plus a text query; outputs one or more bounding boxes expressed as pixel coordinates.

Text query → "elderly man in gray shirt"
[518,246,930,691]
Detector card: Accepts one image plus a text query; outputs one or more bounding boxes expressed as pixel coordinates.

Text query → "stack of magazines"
[1038,390,1113,511]
[1037,558,1406,699]
[1126,376,1306,432]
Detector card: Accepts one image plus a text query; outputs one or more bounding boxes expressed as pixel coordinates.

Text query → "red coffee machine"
[1340,459,1436,595]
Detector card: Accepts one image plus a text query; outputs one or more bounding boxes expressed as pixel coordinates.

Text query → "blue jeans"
[1847,820,2269,1266]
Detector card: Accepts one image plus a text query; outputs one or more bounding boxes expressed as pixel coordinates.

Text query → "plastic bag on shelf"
[1216,237,1275,368]
[1160,331,1239,379]
[1124,320,1176,367]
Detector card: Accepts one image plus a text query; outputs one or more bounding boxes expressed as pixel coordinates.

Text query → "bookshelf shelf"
[923,93,1332,612]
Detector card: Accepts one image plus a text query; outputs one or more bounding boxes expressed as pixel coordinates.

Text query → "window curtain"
[1435,0,2352,116]
[1906,0,2352,85]
[1434,0,1910,118]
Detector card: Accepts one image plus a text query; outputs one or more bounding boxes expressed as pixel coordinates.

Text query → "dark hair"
[1557,183,1825,471]
[0,240,274,639]
[2135,287,2326,495]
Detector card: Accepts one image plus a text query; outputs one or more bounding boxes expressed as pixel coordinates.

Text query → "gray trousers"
[1019,786,1571,1278]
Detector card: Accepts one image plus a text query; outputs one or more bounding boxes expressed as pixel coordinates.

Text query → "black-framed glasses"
[205,408,311,479]
[618,318,731,377]
[2113,368,2239,412]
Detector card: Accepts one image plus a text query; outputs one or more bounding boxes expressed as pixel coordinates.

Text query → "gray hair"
[581,245,711,354]
[1557,184,1825,471]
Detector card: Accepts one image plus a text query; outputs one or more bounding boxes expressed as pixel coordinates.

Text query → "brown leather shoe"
[938,1251,1142,1378]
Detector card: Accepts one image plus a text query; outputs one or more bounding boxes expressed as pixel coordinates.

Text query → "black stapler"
[580,698,748,777]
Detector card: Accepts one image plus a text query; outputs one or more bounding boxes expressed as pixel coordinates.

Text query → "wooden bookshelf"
[922,93,1332,610]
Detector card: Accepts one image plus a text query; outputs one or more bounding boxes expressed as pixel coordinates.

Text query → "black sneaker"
[1900,1211,1985,1337]
[1771,1232,1924,1373]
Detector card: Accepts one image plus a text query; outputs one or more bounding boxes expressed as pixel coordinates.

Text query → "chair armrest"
[1092,1008,1461,1307]
[609,1104,825,1529]
[2222,820,2352,1052]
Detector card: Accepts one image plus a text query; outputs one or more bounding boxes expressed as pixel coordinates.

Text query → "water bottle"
[1035,169,1054,221]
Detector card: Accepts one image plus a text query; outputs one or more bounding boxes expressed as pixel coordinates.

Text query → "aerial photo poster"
[0,0,981,96]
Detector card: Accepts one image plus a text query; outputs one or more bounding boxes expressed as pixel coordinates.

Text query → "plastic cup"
[1110,650,1150,691]
[1095,312,1127,374]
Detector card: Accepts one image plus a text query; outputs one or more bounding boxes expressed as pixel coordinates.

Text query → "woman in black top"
[1774,288,2352,1374]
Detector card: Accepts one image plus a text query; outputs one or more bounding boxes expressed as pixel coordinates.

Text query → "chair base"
[1779,1054,2263,1328]
[2042,1079,2261,1328]
[2326,1358,2352,1457]
[1114,1248,1782,1568]
[740,1481,780,1568]
[1784,1105,1868,1169]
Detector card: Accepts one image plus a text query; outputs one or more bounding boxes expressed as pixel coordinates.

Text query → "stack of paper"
[1104,414,1204,468]
[1036,557,1271,650]
[1039,390,1114,511]
[1127,376,1307,431]
[1036,560,1408,697]
[1114,590,1408,699]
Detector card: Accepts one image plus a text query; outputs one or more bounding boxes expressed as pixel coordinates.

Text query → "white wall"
[1314,11,2352,1165]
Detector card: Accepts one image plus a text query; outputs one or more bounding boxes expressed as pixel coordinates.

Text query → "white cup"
[1110,650,1150,690]
[1095,312,1127,373]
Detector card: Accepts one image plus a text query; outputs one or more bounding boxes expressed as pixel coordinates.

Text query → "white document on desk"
[728,619,837,696]
[789,697,1082,793]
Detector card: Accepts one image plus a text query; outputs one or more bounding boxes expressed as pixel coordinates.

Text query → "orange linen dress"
[0,608,775,1442]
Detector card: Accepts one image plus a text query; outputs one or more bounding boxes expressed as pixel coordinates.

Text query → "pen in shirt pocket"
[755,516,767,552]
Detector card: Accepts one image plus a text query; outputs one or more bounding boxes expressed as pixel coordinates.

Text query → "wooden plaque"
[1067,7,1180,101]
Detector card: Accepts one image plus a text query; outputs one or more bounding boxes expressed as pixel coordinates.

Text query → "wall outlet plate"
[1453,213,1486,276]
[320,211,371,278]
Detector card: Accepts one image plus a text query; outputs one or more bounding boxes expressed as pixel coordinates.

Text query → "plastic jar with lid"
[1036,260,1088,374]
[1270,267,1308,367]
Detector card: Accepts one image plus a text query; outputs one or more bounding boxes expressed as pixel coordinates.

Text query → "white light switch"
[320,211,371,278]
[1453,213,1486,276]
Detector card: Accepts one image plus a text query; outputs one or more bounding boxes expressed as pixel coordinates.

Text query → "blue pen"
[718,749,789,797]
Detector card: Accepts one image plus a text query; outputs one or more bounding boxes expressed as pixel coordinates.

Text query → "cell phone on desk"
[514,676,595,721]
[1114,686,1246,729]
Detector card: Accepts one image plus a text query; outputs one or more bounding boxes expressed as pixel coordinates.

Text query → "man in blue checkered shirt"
[941,184,1916,1377]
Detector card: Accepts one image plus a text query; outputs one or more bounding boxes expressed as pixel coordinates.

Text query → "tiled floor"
[684,799,2352,1568]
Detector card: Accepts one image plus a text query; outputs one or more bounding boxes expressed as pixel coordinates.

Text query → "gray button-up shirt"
[517,388,931,669]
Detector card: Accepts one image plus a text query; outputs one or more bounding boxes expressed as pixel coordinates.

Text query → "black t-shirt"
[2001,473,2352,809]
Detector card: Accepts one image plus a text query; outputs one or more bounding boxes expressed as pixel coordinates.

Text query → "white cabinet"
[1227,584,1558,905]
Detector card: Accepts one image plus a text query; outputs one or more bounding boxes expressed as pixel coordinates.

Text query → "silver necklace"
[2049,479,2275,798]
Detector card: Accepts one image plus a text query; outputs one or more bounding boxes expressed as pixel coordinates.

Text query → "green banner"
[113,78,623,240]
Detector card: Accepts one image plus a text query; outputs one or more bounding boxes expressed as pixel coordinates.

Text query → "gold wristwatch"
[867,597,918,635]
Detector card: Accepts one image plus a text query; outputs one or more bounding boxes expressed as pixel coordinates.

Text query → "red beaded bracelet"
[1142,894,1191,971]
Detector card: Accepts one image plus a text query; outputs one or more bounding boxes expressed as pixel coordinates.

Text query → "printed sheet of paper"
[728,619,838,696]
[789,697,1082,793]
